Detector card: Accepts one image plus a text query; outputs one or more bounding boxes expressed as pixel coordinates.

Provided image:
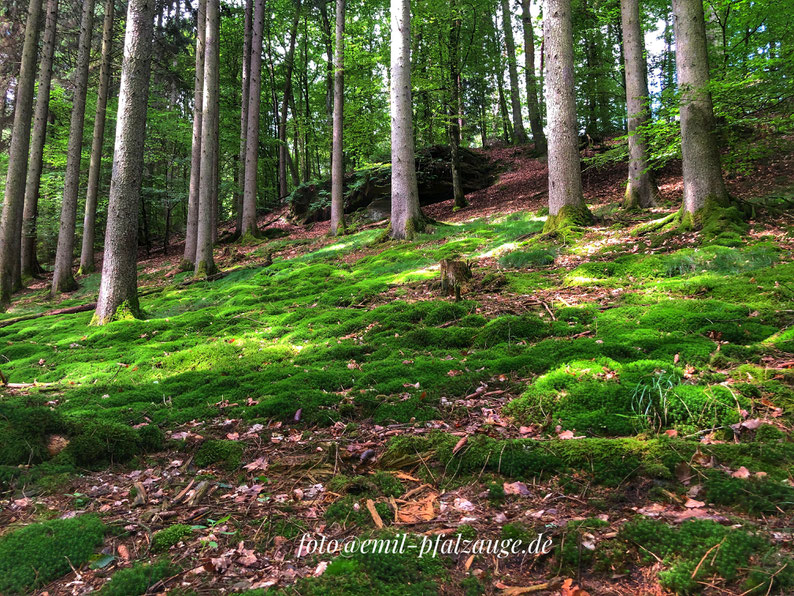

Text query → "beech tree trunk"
[0,0,42,306]
[672,0,729,219]
[620,0,658,209]
[389,0,424,239]
[448,0,466,209]
[500,0,528,144]
[521,0,546,153]
[181,0,206,269]
[329,0,346,235]
[194,0,219,277]
[51,0,96,295]
[240,0,265,237]
[79,0,115,274]
[236,0,253,235]
[278,0,302,199]
[92,0,155,324]
[543,0,592,231]
[20,0,58,281]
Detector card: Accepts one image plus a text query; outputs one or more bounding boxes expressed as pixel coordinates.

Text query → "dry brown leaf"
[452,435,468,455]
[732,466,751,478]
[366,498,384,528]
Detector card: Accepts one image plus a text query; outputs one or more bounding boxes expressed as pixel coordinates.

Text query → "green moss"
[194,440,243,470]
[475,313,549,347]
[67,420,144,466]
[0,399,66,466]
[150,524,194,553]
[100,560,179,595]
[498,246,557,268]
[0,515,105,594]
[701,469,794,514]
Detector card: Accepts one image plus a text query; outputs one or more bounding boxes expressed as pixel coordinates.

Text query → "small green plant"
[629,370,683,431]
[99,560,178,595]
[194,439,243,470]
[150,524,193,552]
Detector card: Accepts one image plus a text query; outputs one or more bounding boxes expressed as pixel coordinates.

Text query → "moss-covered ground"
[1,195,793,593]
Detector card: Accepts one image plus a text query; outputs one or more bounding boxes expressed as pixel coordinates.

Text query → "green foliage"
[0,398,66,466]
[99,560,179,595]
[67,420,161,467]
[150,525,194,553]
[498,246,557,268]
[0,515,105,594]
[194,440,243,471]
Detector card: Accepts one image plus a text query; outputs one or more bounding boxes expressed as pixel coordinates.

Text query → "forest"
[0,0,793,592]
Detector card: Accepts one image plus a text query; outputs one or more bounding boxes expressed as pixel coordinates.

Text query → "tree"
[194,0,219,277]
[620,0,658,209]
[20,0,58,281]
[278,0,302,199]
[240,0,265,238]
[672,0,730,222]
[448,0,466,209]
[236,0,253,235]
[0,0,42,307]
[181,0,206,270]
[520,0,546,153]
[329,0,346,235]
[51,0,96,295]
[92,0,155,325]
[390,0,425,239]
[79,0,116,274]
[542,0,592,232]
[500,0,528,144]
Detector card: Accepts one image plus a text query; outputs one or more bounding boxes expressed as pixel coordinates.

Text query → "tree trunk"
[79,0,115,274]
[672,0,729,220]
[278,0,302,199]
[500,0,528,144]
[448,0,466,209]
[194,0,219,277]
[236,0,253,235]
[92,0,155,324]
[0,0,42,307]
[181,0,206,269]
[543,0,592,232]
[620,0,658,209]
[521,0,546,153]
[329,0,346,235]
[20,0,57,281]
[51,0,96,295]
[389,0,424,239]
[241,0,265,238]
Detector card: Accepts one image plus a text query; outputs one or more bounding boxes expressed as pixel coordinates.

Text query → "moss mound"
[0,399,66,466]
[99,560,178,595]
[194,439,244,470]
[0,515,105,594]
[67,420,164,467]
[150,524,193,553]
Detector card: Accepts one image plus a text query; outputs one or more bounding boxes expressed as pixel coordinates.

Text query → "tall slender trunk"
[20,0,58,281]
[92,0,155,324]
[390,0,424,239]
[620,0,658,209]
[449,0,466,208]
[181,0,206,269]
[194,0,219,277]
[500,0,528,144]
[52,0,96,295]
[672,0,729,220]
[0,0,42,307]
[543,0,592,231]
[521,0,546,152]
[329,0,346,235]
[278,0,302,199]
[241,0,265,237]
[235,0,253,235]
[79,0,115,274]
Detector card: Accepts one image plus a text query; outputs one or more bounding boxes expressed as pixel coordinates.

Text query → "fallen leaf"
[732,466,751,478]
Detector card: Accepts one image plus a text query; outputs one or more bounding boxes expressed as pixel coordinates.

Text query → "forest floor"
[1,148,794,595]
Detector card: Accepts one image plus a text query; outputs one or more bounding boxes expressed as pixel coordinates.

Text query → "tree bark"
[543,0,592,231]
[329,0,346,235]
[672,0,729,220]
[194,0,219,277]
[20,0,58,281]
[79,0,115,274]
[278,0,302,200]
[620,0,658,209]
[448,0,466,209]
[51,0,96,295]
[500,0,528,144]
[92,0,155,324]
[181,0,206,269]
[0,0,42,307]
[521,0,546,153]
[240,0,265,238]
[389,0,424,239]
[236,0,253,235]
